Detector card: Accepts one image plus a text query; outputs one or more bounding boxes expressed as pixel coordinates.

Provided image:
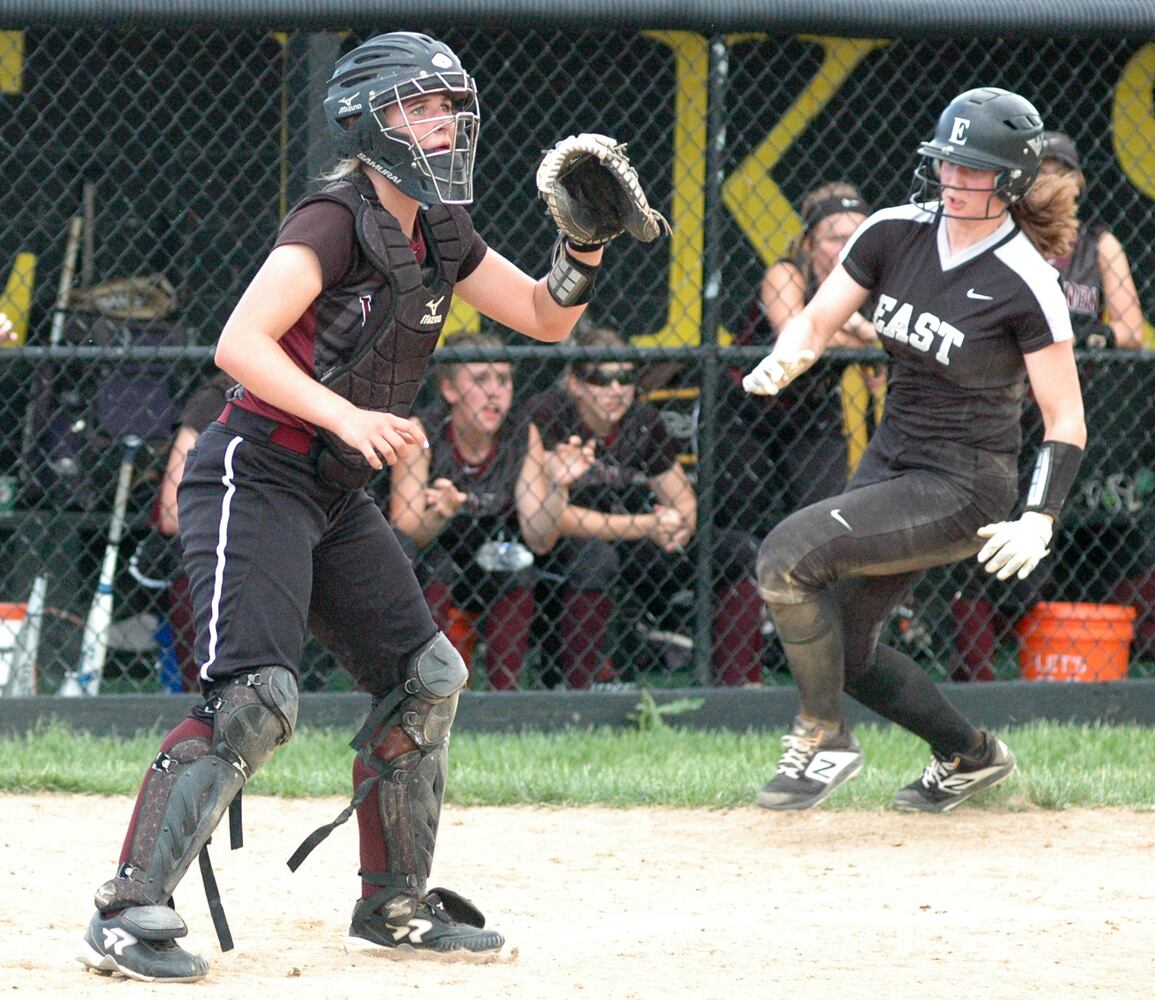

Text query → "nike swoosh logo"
[966,288,993,301]
[831,509,852,531]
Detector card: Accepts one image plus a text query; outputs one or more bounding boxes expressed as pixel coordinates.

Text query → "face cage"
[369,78,480,205]
[909,156,1017,220]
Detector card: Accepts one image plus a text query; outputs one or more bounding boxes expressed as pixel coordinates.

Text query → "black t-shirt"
[841,203,1073,453]
[527,385,679,513]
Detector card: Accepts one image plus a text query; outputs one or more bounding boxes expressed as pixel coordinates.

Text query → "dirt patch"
[4,794,1151,999]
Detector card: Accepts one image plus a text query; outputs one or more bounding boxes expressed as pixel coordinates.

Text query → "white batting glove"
[742,349,815,396]
[976,511,1054,581]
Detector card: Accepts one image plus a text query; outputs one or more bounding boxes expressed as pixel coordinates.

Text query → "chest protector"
[300,173,473,488]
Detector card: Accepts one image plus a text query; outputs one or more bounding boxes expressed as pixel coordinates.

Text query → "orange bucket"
[1015,602,1136,682]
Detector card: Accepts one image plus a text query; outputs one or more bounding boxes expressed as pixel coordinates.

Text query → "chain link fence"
[0,25,1152,695]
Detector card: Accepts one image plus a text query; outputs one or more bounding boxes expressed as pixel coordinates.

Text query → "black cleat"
[345,888,504,955]
[756,716,865,810]
[893,732,1016,813]
[77,906,209,982]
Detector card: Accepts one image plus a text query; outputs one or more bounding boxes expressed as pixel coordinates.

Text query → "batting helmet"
[911,87,1045,213]
[324,32,480,205]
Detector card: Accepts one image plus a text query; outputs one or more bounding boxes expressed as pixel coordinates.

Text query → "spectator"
[744,87,1083,812]
[1038,131,1143,350]
[721,182,884,533]
[950,129,1150,681]
[529,325,766,687]
[388,331,594,690]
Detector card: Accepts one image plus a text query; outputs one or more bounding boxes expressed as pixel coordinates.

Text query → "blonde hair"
[1011,170,1080,259]
[317,157,362,183]
[434,330,507,384]
[783,182,870,296]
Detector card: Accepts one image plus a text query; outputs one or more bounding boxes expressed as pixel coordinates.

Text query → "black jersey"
[1051,222,1106,337]
[528,385,678,514]
[841,203,1072,453]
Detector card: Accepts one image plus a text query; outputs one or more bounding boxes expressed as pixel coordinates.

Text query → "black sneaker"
[77,906,209,982]
[344,888,504,955]
[893,732,1016,813]
[756,717,865,810]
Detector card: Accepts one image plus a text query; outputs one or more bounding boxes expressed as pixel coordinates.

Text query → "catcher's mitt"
[536,133,669,246]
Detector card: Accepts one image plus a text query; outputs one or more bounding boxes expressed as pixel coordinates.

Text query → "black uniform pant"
[755,422,1018,749]
[179,417,436,697]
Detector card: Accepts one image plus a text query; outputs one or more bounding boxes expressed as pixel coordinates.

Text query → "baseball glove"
[536,133,669,246]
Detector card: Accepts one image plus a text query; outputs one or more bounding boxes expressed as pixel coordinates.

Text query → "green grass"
[4,719,1155,811]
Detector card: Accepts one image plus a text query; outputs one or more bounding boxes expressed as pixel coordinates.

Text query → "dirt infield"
[4,794,1151,999]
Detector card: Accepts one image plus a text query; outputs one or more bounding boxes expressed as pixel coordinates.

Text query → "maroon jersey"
[417,397,531,559]
[232,181,487,436]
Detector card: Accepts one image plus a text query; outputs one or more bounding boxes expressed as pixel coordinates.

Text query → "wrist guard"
[546,235,599,307]
[1023,440,1084,520]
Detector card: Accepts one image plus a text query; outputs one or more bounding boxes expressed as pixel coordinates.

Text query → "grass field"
[4,718,1155,810]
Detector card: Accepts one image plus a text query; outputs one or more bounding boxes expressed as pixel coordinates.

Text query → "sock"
[712,579,764,685]
[768,593,845,723]
[484,587,534,690]
[561,589,612,689]
[950,597,998,682]
[846,644,980,757]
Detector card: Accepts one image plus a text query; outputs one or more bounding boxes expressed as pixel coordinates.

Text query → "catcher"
[77,30,665,983]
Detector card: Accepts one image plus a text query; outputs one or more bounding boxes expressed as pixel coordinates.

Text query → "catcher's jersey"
[841,203,1072,453]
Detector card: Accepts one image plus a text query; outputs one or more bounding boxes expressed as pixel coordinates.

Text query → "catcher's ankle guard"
[546,235,599,307]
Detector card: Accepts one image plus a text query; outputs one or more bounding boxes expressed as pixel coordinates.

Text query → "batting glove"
[742,349,815,396]
[976,511,1053,581]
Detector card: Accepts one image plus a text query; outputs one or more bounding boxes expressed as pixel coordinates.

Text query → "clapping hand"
[651,503,692,553]
[546,435,596,489]
[425,477,468,520]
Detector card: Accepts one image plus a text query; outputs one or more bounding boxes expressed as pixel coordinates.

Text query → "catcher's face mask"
[369,77,480,205]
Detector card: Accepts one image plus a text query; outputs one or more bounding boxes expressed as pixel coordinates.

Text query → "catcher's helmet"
[324,32,479,205]
[911,87,1045,215]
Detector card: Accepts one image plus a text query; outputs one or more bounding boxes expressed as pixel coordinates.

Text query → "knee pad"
[396,631,467,750]
[209,666,299,778]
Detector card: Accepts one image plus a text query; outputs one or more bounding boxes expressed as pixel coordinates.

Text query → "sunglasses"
[578,366,637,388]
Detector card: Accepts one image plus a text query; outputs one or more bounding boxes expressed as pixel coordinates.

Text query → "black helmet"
[324,32,480,205]
[911,87,1044,214]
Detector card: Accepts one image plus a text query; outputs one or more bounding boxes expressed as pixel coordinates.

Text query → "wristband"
[546,235,599,307]
[1078,325,1116,350]
[566,238,605,254]
[1023,440,1084,520]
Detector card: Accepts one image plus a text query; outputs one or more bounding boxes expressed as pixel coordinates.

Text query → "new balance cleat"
[756,717,865,810]
[892,732,1016,813]
[345,887,504,955]
[77,906,209,982]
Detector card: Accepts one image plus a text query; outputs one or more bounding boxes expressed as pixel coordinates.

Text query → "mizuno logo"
[966,288,993,301]
[338,95,362,114]
[830,509,851,531]
[420,296,445,326]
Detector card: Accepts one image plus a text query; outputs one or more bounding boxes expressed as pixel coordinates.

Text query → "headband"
[802,194,871,233]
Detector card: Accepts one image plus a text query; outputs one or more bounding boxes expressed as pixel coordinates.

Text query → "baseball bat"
[58,435,142,697]
[49,214,83,347]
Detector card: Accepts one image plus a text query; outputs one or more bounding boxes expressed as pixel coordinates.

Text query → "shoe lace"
[920,753,958,790]
[776,731,817,779]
